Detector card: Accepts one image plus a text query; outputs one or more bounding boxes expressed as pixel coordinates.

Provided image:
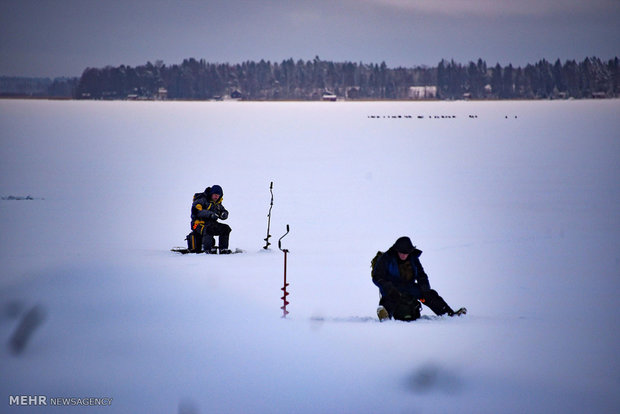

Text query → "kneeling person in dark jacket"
[372,236,466,321]
[191,185,232,254]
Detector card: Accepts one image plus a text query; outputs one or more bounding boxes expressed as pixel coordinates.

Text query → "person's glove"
[448,307,467,317]
[219,210,228,220]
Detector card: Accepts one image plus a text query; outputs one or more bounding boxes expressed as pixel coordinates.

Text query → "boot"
[377,306,390,322]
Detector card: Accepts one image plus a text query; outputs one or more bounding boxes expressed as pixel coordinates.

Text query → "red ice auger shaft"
[278,224,290,318]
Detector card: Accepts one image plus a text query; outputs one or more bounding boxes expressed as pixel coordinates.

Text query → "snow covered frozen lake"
[1,99,619,413]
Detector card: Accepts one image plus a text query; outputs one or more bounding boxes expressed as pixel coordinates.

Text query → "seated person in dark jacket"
[372,236,466,321]
[191,185,232,254]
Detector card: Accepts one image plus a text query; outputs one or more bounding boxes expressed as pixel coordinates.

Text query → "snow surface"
[1,99,619,413]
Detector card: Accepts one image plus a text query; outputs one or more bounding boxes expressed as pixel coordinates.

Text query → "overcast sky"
[1,0,619,78]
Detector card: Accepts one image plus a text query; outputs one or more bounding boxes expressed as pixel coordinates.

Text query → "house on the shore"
[408,86,437,99]
[321,91,337,101]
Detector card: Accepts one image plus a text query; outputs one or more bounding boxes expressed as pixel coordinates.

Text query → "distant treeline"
[2,56,618,100]
[0,76,78,98]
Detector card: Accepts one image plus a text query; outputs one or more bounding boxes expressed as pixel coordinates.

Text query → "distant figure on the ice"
[371,236,466,321]
[191,185,232,254]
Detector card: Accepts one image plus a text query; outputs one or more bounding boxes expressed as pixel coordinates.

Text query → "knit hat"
[393,236,415,254]
[210,185,223,197]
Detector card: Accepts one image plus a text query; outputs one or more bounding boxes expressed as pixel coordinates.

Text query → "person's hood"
[388,236,422,258]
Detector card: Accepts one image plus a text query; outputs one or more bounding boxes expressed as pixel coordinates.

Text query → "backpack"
[190,190,206,220]
[370,251,384,277]
[186,190,207,253]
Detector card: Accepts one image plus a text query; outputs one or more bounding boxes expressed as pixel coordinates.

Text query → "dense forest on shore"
[2,56,618,100]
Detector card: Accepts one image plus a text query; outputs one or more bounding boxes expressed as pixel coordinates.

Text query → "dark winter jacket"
[372,245,431,300]
[191,186,229,230]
